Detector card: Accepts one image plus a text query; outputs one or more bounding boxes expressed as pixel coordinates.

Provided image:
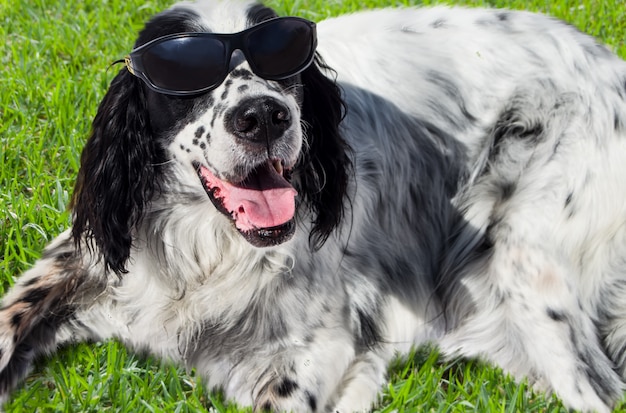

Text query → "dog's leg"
[437,82,626,411]
[441,242,624,413]
[329,350,389,413]
[0,230,106,401]
[594,240,626,380]
[600,296,626,380]
[208,325,358,413]
[330,293,443,412]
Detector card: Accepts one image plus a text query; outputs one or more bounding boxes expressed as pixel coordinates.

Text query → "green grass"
[1,0,625,411]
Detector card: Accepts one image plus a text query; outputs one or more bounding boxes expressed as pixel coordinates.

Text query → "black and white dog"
[3,0,626,411]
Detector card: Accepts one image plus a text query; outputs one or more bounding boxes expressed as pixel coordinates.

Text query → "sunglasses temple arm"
[124,56,136,75]
[106,56,135,75]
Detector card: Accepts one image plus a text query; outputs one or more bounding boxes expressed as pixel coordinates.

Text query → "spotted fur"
[3,1,626,412]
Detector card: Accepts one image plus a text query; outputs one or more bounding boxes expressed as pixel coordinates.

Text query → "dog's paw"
[255,377,319,413]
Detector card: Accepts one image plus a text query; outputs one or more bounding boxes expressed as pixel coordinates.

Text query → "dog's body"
[3,1,626,411]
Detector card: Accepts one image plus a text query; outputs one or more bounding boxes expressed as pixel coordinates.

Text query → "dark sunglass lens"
[246,20,314,78]
[142,36,227,92]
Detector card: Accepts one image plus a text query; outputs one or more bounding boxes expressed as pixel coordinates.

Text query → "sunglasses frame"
[124,16,317,96]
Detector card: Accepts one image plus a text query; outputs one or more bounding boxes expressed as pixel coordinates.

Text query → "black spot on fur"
[22,277,40,287]
[547,308,566,322]
[276,378,299,397]
[519,122,544,139]
[499,181,516,200]
[356,309,381,350]
[432,18,446,28]
[200,142,206,150]
[565,192,574,207]
[494,107,545,143]
[615,110,625,131]
[205,96,215,109]
[476,233,495,255]
[11,312,23,329]
[305,391,317,411]
[195,126,205,139]
[496,12,510,21]
[489,106,545,166]
[230,69,253,80]
[238,84,249,93]
[19,287,52,305]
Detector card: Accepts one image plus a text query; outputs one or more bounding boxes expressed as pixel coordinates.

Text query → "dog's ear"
[70,69,161,274]
[298,55,352,249]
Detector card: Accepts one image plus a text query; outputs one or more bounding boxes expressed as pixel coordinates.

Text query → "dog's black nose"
[227,97,291,143]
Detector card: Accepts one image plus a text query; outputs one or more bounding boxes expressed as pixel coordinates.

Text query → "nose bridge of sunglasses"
[228,49,247,71]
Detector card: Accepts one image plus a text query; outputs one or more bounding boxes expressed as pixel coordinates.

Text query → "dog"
[3,0,626,411]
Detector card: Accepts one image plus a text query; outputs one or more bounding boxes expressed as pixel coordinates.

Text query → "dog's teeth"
[272,160,284,175]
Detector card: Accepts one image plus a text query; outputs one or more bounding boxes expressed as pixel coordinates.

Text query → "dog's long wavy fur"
[3,1,626,411]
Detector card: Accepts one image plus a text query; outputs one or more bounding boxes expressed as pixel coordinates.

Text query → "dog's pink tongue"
[202,164,297,232]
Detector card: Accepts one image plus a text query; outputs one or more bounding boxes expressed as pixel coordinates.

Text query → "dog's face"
[71,0,347,273]
[137,1,305,247]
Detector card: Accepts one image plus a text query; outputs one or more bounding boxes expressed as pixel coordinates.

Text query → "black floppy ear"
[297,55,352,249]
[70,69,161,274]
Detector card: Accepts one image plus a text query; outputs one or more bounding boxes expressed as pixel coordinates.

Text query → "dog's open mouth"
[196,160,297,246]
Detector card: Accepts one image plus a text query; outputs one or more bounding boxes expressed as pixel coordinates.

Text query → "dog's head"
[70,0,350,274]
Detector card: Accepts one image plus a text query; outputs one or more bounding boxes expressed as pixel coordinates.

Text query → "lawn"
[1,0,625,411]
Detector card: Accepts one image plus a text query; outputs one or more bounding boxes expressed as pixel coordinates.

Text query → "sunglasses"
[123,17,317,96]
